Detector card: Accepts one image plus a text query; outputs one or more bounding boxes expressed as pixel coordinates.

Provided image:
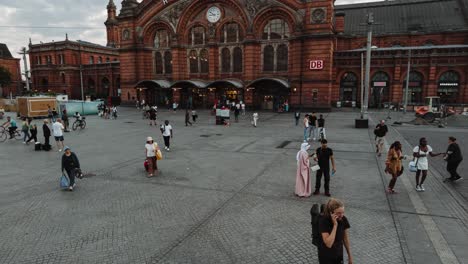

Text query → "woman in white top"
[413,137,442,192]
[145,136,160,177]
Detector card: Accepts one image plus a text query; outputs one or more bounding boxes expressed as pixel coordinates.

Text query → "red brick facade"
[29,39,120,100]
[0,44,22,97]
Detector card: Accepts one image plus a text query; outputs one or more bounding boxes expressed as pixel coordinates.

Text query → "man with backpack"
[374,120,388,157]
[160,120,173,151]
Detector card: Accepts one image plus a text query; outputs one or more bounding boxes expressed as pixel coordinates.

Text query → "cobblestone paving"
[0,109,418,263]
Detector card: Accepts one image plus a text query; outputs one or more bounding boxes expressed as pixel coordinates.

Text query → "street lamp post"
[403,49,412,114]
[362,13,374,120]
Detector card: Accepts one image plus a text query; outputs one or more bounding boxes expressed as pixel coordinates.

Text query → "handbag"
[311,164,320,172]
[60,174,69,189]
[153,143,163,160]
[409,147,419,172]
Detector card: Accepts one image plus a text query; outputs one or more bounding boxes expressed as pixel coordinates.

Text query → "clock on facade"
[311,8,326,24]
[206,6,221,23]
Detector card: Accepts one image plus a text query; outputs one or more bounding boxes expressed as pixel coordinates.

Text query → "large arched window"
[340,72,358,102]
[221,23,242,43]
[101,78,110,97]
[189,26,205,45]
[233,47,243,72]
[200,49,209,73]
[277,44,288,71]
[89,56,94,64]
[263,19,289,40]
[403,71,424,104]
[164,51,172,74]
[154,29,169,48]
[263,45,274,71]
[189,50,198,73]
[221,48,231,72]
[438,71,460,104]
[155,52,163,74]
[371,71,390,108]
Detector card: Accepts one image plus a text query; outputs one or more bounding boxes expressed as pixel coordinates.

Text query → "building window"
[371,71,390,108]
[403,71,423,104]
[233,47,242,72]
[340,72,358,102]
[221,23,241,43]
[46,56,52,64]
[89,56,94,64]
[155,52,163,74]
[200,49,209,73]
[98,57,102,64]
[58,54,64,65]
[221,48,231,72]
[263,45,274,71]
[189,50,198,73]
[61,73,66,84]
[106,57,110,63]
[438,71,459,104]
[164,51,172,74]
[263,19,289,40]
[189,26,205,45]
[154,29,169,48]
[276,44,288,71]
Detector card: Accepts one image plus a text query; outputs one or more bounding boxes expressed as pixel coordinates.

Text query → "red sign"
[309,60,324,70]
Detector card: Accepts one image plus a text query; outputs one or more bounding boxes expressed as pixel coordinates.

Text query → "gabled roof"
[0,43,13,59]
[335,0,468,36]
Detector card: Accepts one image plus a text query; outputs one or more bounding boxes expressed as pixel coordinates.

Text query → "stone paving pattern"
[0,108,466,263]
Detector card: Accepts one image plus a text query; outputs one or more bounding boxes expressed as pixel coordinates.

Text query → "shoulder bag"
[408,146,419,172]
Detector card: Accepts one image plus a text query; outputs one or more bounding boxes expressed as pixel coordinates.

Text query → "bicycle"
[0,127,23,142]
[72,117,86,131]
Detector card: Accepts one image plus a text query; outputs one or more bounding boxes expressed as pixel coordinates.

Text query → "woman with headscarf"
[145,136,160,177]
[385,141,404,194]
[295,142,312,197]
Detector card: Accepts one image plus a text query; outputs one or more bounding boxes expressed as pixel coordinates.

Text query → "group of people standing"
[299,112,326,142]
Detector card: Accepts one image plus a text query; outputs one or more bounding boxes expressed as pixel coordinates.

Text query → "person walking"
[252,112,258,127]
[62,109,70,132]
[318,198,353,264]
[185,109,193,126]
[294,110,301,126]
[141,99,146,109]
[313,139,336,197]
[47,106,53,122]
[303,114,310,142]
[234,105,240,122]
[161,120,173,151]
[42,119,51,148]
[241,102,246,115]
[144,137,160,177]
[111,105,118,119]
[413,137,443,192]
[374,120,388,157]
[192,109,198,122]
[172,102,178,112]
[385,141,404,194]
[26,123,38,144]
[317,114,326,141]
[52,108,58,122]
[21,118,30,144]
[295,143,311,197]
[309,112,318,141]
[444,136,463,182]
[52,119,65,152]
[136,99,140,109]
[61,146,81,191]
[149,107,157,126]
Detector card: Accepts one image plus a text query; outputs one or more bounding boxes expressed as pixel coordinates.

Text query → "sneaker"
[59,149,62,152]
[313,190,320,195]
[415,185,421,192]
[313,138,316,141]
[68,186,73,191]
[325,192,331,197]
[167,148,170,151]
[453,176,463,182]
[420,184,425,191]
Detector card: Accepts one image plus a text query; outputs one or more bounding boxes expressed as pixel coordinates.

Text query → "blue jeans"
[303,127,309,141]
[309,126,316,139]
[23,130,30,142]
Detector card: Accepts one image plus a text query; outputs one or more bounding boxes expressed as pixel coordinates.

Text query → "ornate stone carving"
[243,0,271,19]
[311,8,327,24]
[155,0,191,31]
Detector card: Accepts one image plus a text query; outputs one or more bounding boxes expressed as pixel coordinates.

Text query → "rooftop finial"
[66,33,69,40]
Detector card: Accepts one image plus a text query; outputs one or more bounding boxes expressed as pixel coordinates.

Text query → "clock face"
[206,6,221,23]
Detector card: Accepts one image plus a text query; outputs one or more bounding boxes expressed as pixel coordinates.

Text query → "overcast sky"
[0,0,382,70]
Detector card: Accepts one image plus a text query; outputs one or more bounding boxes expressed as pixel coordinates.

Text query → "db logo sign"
[309,60,324,70]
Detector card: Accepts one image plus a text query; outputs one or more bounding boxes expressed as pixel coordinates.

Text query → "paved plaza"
[0,108,467,264]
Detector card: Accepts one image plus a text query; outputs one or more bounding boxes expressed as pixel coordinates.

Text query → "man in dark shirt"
[445,136,463,182]
[42,119,51,147]
[308,112,318,140]
[317,114,326,141]
[314,139,336,196]
[374,120,388,157]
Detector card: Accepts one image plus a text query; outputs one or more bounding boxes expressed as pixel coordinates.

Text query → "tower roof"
[0,43,13,59]
[107,0,116,9]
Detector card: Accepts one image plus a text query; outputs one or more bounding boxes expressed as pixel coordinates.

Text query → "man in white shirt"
[160,120,173,151]
[52,119,65,151]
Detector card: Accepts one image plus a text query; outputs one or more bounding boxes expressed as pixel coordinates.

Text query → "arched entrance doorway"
[205,79,244,107]
[87,78,95,98]
[135,80,172,107]
[340,72,358,106]
[101,77,110,98]
[438,71,459,104]
[371,71,390,108]
[170,80,208,109]
[403,71,423,105]
[247,78,290,111]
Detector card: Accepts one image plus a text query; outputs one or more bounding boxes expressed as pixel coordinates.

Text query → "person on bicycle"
[2,116,17,139]
[74,112,82,122]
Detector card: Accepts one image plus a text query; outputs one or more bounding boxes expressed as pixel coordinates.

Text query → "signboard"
[309,60,324,70]
[439,83,459,87]
[373,82,387,87]
[216,109,230,118]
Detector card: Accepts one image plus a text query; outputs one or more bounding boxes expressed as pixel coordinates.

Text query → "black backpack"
[310,203,325,246]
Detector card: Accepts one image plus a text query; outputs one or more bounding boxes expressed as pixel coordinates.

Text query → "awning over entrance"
[135,80,172,89]
[246,77,290,89]
[205,79,244,89]
[170,80,207,89]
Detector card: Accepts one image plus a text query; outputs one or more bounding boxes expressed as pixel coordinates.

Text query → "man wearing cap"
[61,146,81,191]
[374,120,388,157]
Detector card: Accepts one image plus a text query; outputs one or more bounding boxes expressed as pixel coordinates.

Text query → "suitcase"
[42,144,51,151]
[35,142,42,151]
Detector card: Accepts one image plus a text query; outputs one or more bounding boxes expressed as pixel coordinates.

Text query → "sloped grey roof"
[205,79,244,89]
[135,80,172,89]
[335,0,468,36]
[0,43,13,58]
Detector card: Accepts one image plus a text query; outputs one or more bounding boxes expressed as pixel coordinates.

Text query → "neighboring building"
[105,0,467,109]
[0,43,22,97]
[28,37,120,100]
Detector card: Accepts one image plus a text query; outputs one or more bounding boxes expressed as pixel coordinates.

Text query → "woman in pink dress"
[296,143,312,197]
